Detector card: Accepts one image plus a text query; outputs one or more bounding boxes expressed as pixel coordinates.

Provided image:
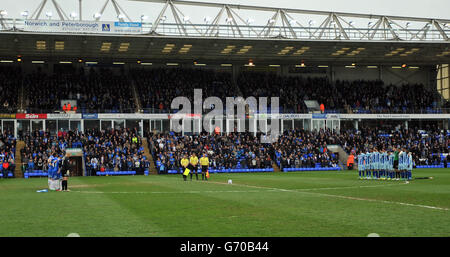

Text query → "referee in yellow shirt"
[189,153,199,181]
[200,153,209,181]
[180,154,189,181]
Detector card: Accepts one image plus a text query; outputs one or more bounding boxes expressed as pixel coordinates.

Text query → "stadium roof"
[0,33,448,66]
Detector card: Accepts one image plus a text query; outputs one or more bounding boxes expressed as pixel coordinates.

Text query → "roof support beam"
[151,0,169,33]
[204,6,225,37]
[432,20,449,41]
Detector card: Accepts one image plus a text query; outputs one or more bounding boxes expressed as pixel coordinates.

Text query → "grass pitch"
[1,169,449,237]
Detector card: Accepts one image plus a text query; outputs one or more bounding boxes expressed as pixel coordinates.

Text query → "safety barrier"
[283,167,341,172]
[166,168,274,174]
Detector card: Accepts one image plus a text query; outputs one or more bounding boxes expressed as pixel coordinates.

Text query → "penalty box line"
[205,181,449,211]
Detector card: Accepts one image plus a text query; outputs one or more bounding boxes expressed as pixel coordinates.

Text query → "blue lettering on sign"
[312,113,327,119]
[114,22,142,27]
[102,24,110,31]
[82,114,98,119]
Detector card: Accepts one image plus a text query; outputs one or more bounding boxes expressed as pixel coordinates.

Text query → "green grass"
[1,169,450,237]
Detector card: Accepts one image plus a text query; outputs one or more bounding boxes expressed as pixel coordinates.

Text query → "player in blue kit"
[365,151,371,179]
[53,155,62,190]
[384,150,390,180]
[47,153,61,191]
[47,157,53,189]
[358,152,365,179]
[379,149,386,180]
[388,151,395,180]
[399,149,407,180]
[407,151,413,180]
[373,149,380,180]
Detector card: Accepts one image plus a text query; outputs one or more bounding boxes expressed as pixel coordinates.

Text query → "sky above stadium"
[1,0,449,24]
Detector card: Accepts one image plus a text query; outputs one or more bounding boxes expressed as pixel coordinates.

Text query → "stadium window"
[437,64,449,100]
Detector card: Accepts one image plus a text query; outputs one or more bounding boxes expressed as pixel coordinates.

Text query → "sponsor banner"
[312,113,327,119]
[16,113,47,119]
[326,114,340,119]
[23,20,142,34]
[82,114,98,119]
[340,114,450,119]
[277,114,312,119]
[47,113,82,119]
[0,113,15,119]
[97,113,170,119]
[168,113,202,119]
[65,148,83,157]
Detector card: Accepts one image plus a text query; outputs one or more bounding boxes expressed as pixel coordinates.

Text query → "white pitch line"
[205,181,449,211]
[70,189,269,194]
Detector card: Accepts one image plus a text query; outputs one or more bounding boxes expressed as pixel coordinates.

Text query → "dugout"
[65,148,84,177]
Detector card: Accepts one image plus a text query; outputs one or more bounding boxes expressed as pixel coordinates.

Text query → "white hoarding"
[23,20,142,34]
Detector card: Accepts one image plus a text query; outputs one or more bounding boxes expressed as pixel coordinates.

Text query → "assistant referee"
[180,154,189,181]
[200,153,209,181]
[189,153,199,181]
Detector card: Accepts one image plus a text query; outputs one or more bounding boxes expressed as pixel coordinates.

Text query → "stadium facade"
[0,0,449,139]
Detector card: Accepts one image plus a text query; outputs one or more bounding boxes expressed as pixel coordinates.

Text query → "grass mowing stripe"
[205,180,449,211]
[70,189,273,194]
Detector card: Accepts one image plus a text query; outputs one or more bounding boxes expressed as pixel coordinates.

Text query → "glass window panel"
[101,120,112,130]
[84,120,100,131]
[31,120,43,132]
[283,119,293,131]
[114,120,125,130]
[17,120,30,139]
[58,120,69,132]
[3,121,14,136]
[70,120,81,131]
[46,120,57,135]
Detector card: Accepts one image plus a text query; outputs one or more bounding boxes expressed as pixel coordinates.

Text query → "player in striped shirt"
[365,151,372,179]
[388,151,395,180]
[407,151,413,180]
[373,149,380,180]
[379,149,386,180]
[399,149,408,181]
[357,152,365,179]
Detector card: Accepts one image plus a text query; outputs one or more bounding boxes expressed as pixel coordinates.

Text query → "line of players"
[357,148,413,180]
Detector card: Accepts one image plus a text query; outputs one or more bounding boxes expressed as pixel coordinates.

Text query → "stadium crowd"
[23,68,136,113]
[149,131,275,173]
[0,66,441,114]
[237,72,439,114]
[0,66,20,113]
[0,129,16,178]
[149,129,340,173]
[149,124,449,173]
[19,128,149,176]
[131,68,236,113]
[20,129,83,173]
[84,128,149,175]
[337,125,450,166]
[273,129,340,169]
